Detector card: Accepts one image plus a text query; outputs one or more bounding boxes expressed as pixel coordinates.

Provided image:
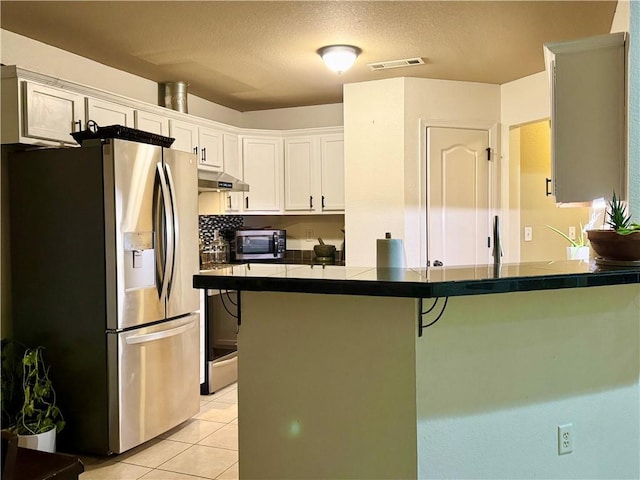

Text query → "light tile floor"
[78,383,239,480]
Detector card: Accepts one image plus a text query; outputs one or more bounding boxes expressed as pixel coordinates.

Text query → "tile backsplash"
[199,215,243,249]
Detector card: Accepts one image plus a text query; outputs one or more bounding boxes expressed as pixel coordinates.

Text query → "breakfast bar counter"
[193,262,640,479]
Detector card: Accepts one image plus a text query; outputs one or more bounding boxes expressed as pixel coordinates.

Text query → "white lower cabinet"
[86,97,135,127]
[283,133,344,214]
[242,137,282,213]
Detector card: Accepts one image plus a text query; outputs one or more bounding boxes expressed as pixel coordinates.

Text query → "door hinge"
[486,147,492,161]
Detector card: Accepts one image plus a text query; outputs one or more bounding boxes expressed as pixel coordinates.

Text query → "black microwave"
[234,229,286,261]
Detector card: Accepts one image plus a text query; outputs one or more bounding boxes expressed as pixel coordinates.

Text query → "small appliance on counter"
[201,230,230,269]
[313,238,336,265]
[234,228,286,261]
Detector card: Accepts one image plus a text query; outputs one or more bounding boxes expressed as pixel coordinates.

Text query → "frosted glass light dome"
[318,45,361,74]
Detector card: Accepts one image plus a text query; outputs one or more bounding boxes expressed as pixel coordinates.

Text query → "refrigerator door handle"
[156,162,173,304]
[164,163,178,298]
[125,318,196,345]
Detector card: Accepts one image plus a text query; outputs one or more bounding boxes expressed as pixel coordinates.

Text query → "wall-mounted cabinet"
[86,97,135,127]
[319,134,345,211]
[283,133,344,213]
[544,32,626,203]
[1,70,84,146]
[135,110,170,136]
[223,133,243,213]
[242,136,282,213]
[1,66,345,219]
[170,119,223,171]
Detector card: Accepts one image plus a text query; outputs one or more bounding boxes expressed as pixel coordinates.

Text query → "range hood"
[198,170,249,192]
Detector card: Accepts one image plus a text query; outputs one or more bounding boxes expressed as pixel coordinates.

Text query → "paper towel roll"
[376,236,406,269]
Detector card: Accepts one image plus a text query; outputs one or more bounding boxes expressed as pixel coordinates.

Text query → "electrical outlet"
[305,229,314,242]
[524,226,533,242]
[558,423,573,455]
[568,226,576,240]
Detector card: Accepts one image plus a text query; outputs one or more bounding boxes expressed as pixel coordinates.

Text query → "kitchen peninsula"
[194,262,640,479]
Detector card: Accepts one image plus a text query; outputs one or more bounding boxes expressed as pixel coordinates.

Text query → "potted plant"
[5,345,65,452]
[546,223,590,260]
[587,192,640,262]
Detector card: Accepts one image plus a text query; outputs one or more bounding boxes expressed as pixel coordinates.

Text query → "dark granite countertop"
[194,260,640,299]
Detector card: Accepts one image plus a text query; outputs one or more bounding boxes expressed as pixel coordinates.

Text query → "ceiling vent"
[367,57,425,71]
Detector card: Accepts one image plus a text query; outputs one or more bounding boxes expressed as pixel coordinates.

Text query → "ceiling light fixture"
[318,45,362,74]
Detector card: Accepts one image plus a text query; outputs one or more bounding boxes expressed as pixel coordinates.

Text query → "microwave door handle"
[164,163,177,298]
[156,163,172,304]
[272,233,277,257]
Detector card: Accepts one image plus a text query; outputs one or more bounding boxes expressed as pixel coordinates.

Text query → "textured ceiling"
[0,1,617,111]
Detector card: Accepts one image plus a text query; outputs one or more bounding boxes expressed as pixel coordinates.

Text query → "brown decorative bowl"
[587,229,640,261]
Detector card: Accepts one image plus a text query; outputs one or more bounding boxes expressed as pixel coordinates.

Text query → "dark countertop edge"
[193,269,640,299]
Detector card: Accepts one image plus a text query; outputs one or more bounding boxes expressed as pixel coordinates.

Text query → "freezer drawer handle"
[125,319,196,345]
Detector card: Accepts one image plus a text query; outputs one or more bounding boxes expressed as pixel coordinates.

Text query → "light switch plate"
[524,227,533,242]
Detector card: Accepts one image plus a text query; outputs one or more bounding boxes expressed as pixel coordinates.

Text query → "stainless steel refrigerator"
[8,138,200,455]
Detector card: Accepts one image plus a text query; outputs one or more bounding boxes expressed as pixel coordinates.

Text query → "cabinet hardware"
[545,178,552,196]
[228,195,232,209]
[321,196,325,208]
[201,147,206,163]
[245,197,249,209]
[310,196,313,208]
[74,120,81,131]
[486,147,492,161]
[193,146,198,156]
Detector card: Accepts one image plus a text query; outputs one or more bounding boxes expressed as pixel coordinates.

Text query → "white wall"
[499,72,550,263]
[242,103,343,130]
[343,77,500,267]
[416,284,639,478]
[343,78,407,267]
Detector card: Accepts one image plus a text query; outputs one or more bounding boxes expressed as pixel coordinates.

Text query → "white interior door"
[427,127,491,267]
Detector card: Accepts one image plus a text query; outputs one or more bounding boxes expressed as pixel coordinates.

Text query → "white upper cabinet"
[319,134,345,211]
[169,120,223,171]
[135,110,170,136]
[198,126,224,171]
[283,133,345,213]
[544,32,626,203]
[223,133,243,213]
[23,82,85,145]
[284,137,315,211]
[86,97,135,127]
[1,70,85,146]
[242,137,282,213]
[169,119,198,154]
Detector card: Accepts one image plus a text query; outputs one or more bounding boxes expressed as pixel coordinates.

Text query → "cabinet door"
[223,133,243,213]
[320,134,345,211]
[545,32,626,203]
[169,119,198,154]
[284,137,314,211]
[198,126,224,171]
[23,81,85,145]
[242,137,281,212]
[135,110,169,136]
[86,97,135,127]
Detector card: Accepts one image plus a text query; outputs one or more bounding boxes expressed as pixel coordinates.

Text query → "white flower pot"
[566,246,590,261]
[17,426,56,453]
